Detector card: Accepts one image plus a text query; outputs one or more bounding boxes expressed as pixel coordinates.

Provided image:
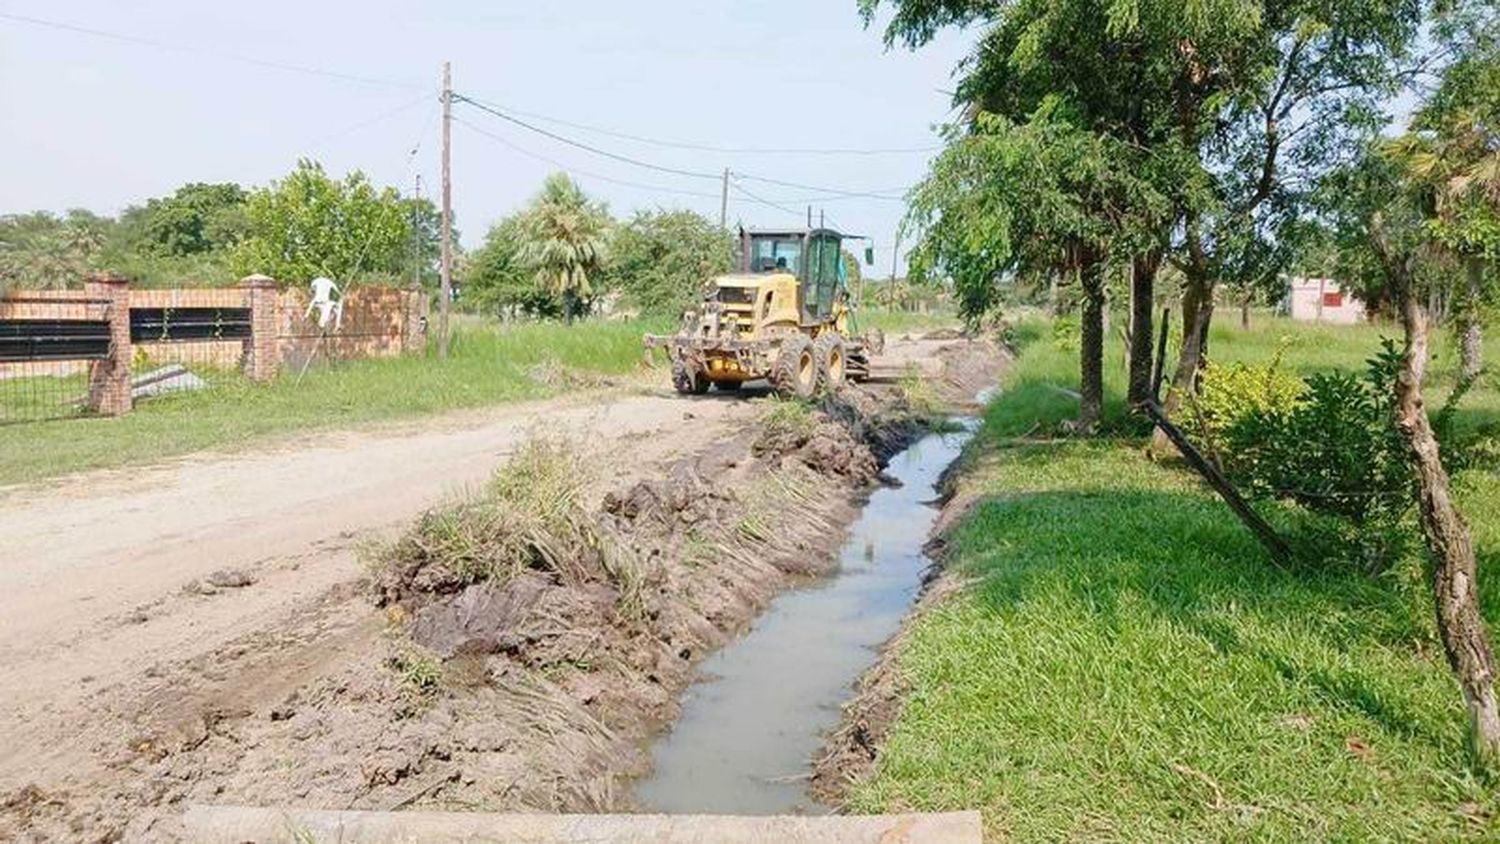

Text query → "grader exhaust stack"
[644,227,883,397]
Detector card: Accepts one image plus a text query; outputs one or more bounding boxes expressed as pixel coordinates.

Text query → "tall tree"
[123,182,248,257]
[0,211,111,290]
[866,0,1423,428]
[906,113,1167,429]
[604,209,732,316]
[516,173,612,325]
[1322,77,1500,766]
[233,160,413,285]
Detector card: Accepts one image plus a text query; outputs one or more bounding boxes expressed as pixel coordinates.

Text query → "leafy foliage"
[516,173,612,323]
[464,215,561,319]
[232,159,414,284]
[1190,355,1307,445]
[1214,343,1416,563]
[122,182,247,257]
[604,208,732,316]
[0,210,111,291]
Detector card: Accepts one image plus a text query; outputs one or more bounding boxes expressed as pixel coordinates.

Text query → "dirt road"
[0,335,982,838]
[0,387,757,782]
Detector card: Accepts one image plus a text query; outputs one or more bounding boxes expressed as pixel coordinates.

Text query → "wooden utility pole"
[888,235,900,312]
[719,168,730,229]
[439,61,454,359]
[411,174,423,289]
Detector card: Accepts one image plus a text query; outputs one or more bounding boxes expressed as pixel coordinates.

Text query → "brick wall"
[1,277,427,391]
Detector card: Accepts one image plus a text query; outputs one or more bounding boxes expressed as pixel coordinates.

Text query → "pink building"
[1287,277,1366,324]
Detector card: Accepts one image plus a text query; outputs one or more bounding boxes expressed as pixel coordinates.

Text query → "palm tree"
[1388,93,1500,384]
[517,173,611,325]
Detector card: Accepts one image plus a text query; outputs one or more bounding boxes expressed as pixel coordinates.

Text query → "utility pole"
[888,234,900,313]
[719,168,730,229]
[411,174,423,289]
[438,61,453,359]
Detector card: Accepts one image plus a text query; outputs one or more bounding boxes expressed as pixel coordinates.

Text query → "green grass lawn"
[0,318,664,486]
[848,314,1500,840]
[859,308,960,336]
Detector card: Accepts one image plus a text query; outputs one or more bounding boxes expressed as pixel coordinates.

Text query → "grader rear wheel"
[769,335,818,399]
[814,333,846,393]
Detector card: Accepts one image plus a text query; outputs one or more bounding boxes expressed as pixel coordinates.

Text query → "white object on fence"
[305,277,344,330]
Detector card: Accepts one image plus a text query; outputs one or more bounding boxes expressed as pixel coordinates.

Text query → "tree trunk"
[1079,256,1106,431]
[1127,251,1160,407]
[563,291,576,326]
[1459,258,1484,386]
[1240,300,1251,329]
[1150,269,1213,452]
[1379,221,1500,769]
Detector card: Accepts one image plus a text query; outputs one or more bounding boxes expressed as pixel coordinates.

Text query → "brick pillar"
[85,272,132,416]
[403,282,429,354]
[241,274,280,381]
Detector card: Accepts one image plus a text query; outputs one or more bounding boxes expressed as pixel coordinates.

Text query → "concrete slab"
[180,805,984,843]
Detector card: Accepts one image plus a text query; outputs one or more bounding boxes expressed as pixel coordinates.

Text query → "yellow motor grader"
[644,227,881,397]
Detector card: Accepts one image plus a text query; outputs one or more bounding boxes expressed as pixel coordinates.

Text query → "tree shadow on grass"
[953,486,1447,746]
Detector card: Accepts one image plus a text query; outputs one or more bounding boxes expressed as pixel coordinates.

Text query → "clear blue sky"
[0,1,972,266]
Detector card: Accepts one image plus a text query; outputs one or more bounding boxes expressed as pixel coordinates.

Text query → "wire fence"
[128,304,256,400]
[0,296,115,425]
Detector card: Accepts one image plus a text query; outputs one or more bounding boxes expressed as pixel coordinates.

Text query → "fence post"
[84,272,132,416]
[403,282,429,354]
[241,274,280,381]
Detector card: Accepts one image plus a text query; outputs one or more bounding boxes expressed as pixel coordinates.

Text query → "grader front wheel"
[770,335,818,399]
[814,333,846,393]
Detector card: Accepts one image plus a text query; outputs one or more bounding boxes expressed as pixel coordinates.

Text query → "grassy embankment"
[0,318,664,485]
[848,316,1500,840]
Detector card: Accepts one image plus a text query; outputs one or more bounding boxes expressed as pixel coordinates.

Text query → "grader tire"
[672,362,709,395]
[814,333,846,394]
[769,335,818,399]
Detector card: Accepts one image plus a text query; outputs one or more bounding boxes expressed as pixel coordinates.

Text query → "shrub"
[1190,355,1306,446]
[1214,342,1416,568]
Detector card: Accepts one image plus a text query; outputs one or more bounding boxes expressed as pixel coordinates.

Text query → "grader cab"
[644,227,882,397]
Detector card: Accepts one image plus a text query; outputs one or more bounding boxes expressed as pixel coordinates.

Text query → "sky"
[0,1,973,268]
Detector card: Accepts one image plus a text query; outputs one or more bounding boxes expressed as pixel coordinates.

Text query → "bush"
[1190,355,1306,448]
[1212,343,1415,568]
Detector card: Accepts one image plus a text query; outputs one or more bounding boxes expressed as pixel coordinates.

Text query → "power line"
[302,92,435,152]
[457,94,917,204]
[734,172,908,202]
[0,11,423,89]
[457,92,941,156]
[455,95,723,181]
[729,179,804,221]
[454,117,723,199]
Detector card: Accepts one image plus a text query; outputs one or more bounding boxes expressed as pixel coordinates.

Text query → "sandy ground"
[0,387,758,787]
[0,334,966,835]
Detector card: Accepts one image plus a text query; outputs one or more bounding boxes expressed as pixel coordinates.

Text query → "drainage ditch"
[634,422,974,814]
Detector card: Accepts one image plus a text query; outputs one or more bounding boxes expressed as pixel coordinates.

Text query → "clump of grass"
[761,397,818,442]
[373,434,651,619]
[897,363,940,418]
[387,641,443,717]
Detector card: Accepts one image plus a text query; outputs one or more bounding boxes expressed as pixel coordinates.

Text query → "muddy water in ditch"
[635,424,973,814]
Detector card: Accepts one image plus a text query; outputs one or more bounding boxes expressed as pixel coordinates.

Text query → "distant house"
[1286,277,1366,324]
